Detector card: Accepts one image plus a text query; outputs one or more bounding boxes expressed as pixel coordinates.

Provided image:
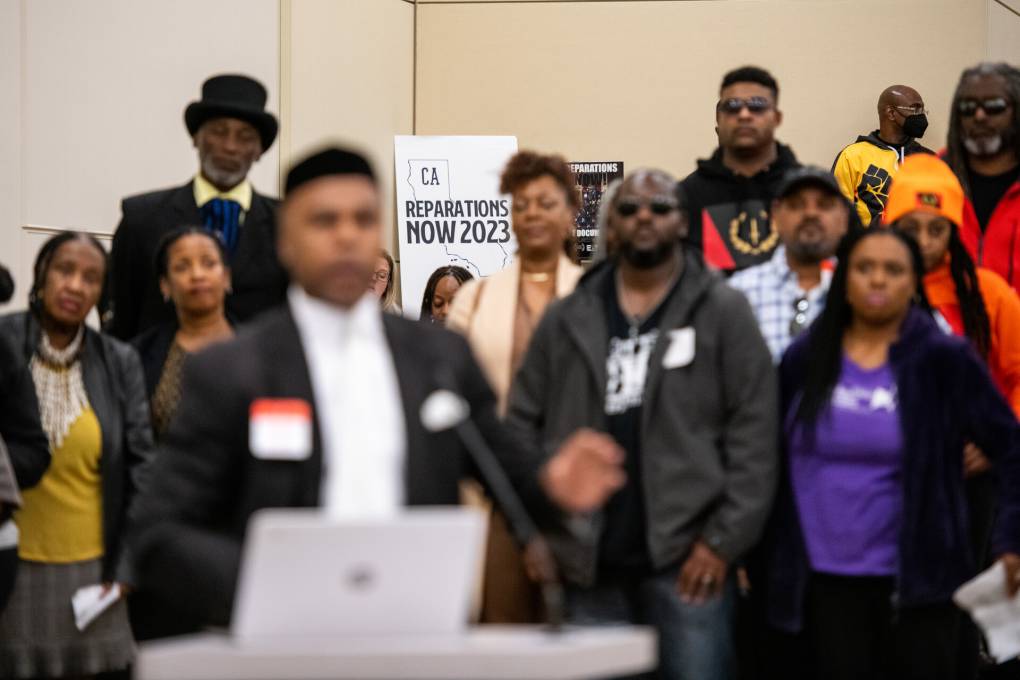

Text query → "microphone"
[421,389,565,631]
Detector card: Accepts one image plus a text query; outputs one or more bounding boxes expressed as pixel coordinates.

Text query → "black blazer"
[0,312,155,583]
[108,181,289,341]
[129,306,555,629]
[131,322,177,401]
[0,332,49,491]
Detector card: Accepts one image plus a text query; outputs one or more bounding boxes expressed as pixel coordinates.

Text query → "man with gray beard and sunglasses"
[728,167,852,363]
[507,168,777,679]
[944,63,1020,291]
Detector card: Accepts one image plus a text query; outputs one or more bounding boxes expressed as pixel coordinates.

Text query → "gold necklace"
[521,271,553,283]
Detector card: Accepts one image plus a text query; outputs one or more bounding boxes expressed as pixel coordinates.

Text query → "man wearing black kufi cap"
[107,74,288,341]
[128,146,629,634]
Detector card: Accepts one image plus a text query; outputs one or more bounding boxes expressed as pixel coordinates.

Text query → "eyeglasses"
[717,97,773,115]
[957,97,1011,117]
[893,105,930,116]
[371,271,390,283]
[789,296,810,337]
[615,198,679,217]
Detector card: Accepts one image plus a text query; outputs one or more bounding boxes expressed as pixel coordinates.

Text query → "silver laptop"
[231,507,485,641]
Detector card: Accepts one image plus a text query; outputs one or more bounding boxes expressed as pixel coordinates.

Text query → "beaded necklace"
[30,326,89,450]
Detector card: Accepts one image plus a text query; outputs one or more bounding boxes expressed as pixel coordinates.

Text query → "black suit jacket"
[0,329,49,491]
[129,306,555,629]
[108,181,288,341]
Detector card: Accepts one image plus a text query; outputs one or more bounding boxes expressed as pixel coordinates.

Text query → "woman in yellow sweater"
[0,232,154,678]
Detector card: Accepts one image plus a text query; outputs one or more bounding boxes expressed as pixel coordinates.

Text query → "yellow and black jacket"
[832,132,933,226]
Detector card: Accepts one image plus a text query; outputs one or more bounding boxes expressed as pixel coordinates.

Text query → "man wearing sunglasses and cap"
[108,74,289,340]
[508,168,777,679]
[679,66,801,274]
[944,63,1020,291]
[832,85,934,227]
[728,167,851,363]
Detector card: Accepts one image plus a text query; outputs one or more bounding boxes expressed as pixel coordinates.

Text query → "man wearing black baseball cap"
[728,166,852,361]
[108,74,288,341]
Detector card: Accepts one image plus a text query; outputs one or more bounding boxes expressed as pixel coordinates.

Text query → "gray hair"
[591,178,624,265]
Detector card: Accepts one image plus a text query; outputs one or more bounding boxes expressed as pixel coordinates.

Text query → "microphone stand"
[452,416,565,631]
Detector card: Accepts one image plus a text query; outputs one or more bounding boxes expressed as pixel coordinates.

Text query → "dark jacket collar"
[561,249,720,394]
[857,131,934,156]
[696,142,799,181]
[786,304,940,372]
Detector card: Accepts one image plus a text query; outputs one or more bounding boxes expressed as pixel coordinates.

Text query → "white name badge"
[249,399,313,461]
[662,327,696,369]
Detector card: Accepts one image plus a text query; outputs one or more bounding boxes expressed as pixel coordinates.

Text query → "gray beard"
[963,135,1004,157]
[200,158,247,190]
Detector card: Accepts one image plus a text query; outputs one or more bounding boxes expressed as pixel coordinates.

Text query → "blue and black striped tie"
[199,198,242,257]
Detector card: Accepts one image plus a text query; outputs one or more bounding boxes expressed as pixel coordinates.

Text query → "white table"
[136,625,657,680]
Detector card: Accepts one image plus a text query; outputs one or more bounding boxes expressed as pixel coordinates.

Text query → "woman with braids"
[447,151,583,623]
[888,155,1020,414]
[419,265,473,324]
[0,232,154,678]
[889,149,1020,680]
[132,227,234,439]
[756,228,1020,679]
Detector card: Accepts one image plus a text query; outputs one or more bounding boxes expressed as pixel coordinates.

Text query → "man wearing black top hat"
[107,74,288,341]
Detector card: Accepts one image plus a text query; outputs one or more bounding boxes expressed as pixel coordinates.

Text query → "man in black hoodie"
[679,66,800,273]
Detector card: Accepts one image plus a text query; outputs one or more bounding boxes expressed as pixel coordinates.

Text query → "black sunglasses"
[957,97,1011,117]
[616,198,679,217]
[717,96,773,115]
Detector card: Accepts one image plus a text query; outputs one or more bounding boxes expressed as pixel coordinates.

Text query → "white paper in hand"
[954,562,1020,663]
[71,583,122,632]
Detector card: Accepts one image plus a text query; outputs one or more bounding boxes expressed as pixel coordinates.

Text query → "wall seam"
[993,0,1020,19]
[278,0,292,194]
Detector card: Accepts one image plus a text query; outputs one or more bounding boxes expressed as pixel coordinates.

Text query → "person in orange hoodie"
[886,154,1020,419]
[885,153,1020,679]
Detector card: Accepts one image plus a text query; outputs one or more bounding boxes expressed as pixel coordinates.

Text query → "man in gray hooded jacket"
[507,168,778,680]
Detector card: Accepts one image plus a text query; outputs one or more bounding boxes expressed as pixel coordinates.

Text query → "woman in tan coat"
[448,151,583,622]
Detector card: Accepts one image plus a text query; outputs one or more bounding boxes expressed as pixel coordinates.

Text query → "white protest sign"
[394,136,519,318]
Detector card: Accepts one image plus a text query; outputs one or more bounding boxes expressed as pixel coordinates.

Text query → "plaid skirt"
[0,558,134,678]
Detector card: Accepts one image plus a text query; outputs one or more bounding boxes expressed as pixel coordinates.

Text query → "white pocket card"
[662,327,696,369]
[72,583,122,632]
[249,399,313,461]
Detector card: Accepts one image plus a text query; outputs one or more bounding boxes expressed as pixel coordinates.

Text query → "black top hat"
[184,74,278,151]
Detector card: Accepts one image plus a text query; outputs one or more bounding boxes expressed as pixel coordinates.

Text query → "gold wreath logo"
[729,209,778,256]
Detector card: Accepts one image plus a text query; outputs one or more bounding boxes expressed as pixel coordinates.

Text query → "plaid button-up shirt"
[727,246,832,363]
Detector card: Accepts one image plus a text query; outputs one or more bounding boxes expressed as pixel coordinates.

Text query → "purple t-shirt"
[789,356,904,576]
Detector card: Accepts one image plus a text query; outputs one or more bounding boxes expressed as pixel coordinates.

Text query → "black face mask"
[903,113,929,139]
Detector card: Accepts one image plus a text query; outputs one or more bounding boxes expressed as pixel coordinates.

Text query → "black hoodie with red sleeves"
[678,143,800,272]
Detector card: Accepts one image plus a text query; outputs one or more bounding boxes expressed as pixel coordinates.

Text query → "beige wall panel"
[988,0,1020,63]
[21,0,280,234]
[416,1,986,179]
[11,0,280,312]
[285,0,414,252]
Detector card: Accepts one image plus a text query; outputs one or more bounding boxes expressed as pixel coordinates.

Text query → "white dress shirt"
[288,287,407,518]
